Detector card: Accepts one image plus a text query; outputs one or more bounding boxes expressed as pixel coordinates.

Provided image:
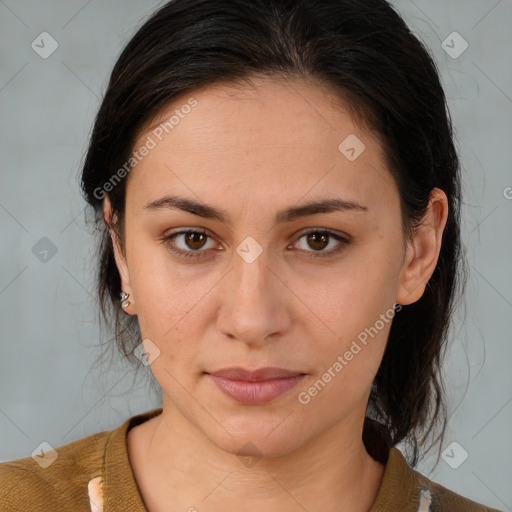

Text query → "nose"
[216,246,292,346]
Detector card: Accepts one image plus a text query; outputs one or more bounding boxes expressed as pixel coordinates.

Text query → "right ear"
[103,195,136,314]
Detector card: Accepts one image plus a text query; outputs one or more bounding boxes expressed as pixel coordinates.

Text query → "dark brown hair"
[80,0,466,466]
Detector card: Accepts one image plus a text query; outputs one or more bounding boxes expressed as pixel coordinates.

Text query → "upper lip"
[207,367,305,381]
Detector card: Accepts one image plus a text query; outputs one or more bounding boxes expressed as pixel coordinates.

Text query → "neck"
[128,397,385,512]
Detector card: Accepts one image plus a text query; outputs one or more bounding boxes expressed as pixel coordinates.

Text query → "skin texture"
[103,76,448,512]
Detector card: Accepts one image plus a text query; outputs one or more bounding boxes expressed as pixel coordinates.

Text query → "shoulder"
[391,447,503,512]
[371,441,503,512]
[413,470,504,512]
[0,428,111,511]
[364,419,502,512]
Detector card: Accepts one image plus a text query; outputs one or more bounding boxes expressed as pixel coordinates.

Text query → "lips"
[207,366,304,381]
[205,367,306,405]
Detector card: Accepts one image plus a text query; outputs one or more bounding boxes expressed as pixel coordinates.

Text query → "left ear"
[396,188,449,305]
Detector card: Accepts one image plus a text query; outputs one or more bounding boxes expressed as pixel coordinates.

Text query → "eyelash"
[161,228,350,260]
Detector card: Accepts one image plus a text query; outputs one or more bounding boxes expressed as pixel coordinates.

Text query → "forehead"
[125,76,396,217]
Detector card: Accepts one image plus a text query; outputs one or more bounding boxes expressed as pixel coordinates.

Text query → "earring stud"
[120,291,131,308]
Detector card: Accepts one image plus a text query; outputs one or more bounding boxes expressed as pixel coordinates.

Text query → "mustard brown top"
[0,407,502,511]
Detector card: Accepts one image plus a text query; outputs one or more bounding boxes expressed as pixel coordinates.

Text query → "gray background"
[0,0,511,509]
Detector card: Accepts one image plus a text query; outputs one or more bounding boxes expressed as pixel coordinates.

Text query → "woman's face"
[106,76,444,457]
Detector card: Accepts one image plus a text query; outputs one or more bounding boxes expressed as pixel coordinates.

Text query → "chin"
[204,416,306,460]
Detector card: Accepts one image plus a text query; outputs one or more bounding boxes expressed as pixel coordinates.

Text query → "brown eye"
[183,232,208,250]
[162,228,349,260]
[293,229,350,258]
[306,232,330,251]
[162,229,217,259]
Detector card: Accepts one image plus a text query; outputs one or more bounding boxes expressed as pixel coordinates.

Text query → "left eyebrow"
[143,194,368,227]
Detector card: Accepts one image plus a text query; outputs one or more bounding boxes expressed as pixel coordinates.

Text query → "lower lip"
[207,374,306,405]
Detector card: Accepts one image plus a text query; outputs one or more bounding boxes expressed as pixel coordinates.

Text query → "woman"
[0,0,502,510]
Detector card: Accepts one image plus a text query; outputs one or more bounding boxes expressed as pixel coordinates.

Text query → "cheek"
[125,236,222,381]
[304,236,401,335]
[297,238,402,392]
[296,297,395,418]
[125,232,198,330]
